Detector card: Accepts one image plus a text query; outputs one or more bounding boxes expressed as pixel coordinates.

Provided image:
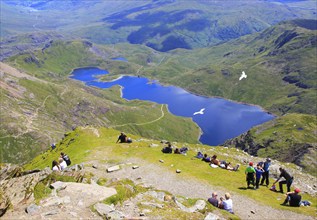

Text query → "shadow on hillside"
[238,187,248,190]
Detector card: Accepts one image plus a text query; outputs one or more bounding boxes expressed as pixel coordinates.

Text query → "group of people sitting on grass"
[208,192,234,214]
[161,142,189,155]
[196,152,240,171]
[52,152,71,171]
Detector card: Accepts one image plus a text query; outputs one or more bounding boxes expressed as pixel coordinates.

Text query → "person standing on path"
[273,167,294,193]
[260,158,271,186]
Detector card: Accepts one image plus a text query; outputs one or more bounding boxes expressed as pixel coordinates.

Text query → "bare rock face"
[0,189,10,217]
[0,164,52,211]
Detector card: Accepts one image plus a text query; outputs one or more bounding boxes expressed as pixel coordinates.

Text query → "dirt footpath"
[85,157,314,220]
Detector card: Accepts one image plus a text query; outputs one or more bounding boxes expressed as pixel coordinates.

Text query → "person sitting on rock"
[245,162,256,189]
[162,142,173,153]
[59,158,67,171]
[219,193,234,214]
[207,192,219,207]
[52,160,61,171]
[282,188,302,207]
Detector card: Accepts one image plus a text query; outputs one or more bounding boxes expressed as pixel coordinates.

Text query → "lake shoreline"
[69,66,275,117]
[69,67,275,146]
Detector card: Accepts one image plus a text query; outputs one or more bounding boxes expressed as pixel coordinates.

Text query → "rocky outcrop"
[223,130,265,156]
[0,163,87,217]
[0,32,64,61]
[0,162,227,219]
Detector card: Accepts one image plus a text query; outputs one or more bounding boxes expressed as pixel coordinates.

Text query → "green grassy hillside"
[24,126,317,218]
[224,113,317,176]
[0,59,200,164]
[3,20,316,168]
[139,19,317,116]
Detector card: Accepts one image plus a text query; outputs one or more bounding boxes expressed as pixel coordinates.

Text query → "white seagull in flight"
[239,71,247,81]
[193,108,205,115]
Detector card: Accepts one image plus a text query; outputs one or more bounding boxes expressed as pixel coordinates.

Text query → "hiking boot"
[233,164,240,171]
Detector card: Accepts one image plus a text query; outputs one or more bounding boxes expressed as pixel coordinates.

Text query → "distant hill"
[1,0,316,51]
[140,19,317,116]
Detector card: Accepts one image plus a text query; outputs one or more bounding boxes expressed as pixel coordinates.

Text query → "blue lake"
[70,67,275,146]
[111,57,128,62]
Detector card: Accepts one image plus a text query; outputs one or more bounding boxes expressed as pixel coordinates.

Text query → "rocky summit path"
[86,156,314,220]
[1,157,314,219]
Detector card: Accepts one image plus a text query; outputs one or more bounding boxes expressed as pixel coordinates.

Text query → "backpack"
[63,155,71,166]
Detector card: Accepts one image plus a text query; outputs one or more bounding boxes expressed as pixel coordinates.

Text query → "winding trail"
[110,104,165,128]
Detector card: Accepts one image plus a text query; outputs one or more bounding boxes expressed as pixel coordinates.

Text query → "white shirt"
[60,160,67,171]
[52,165,60,171]
[223,199,233,213]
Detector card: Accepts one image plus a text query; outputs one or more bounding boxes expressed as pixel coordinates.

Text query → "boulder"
[0,191,10,217]
[57,182,117,207]
[204,212,221,220]
[94,203,114,217]
[107,165,121,173]
[193,199,206,211]
[50,181,67,191]
[25,204,41,215]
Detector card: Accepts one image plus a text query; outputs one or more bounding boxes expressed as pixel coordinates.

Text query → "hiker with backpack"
[60,152,71,166]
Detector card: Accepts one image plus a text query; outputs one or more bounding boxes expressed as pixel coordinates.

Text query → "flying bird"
[193,108,205,115]
[239,71,247,81]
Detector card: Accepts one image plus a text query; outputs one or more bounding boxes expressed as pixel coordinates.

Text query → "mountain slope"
[139,19,317,116]
[22,126,317,218]
[223,113,317,176]
[0,59,200,164]
[1,0,316,52]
